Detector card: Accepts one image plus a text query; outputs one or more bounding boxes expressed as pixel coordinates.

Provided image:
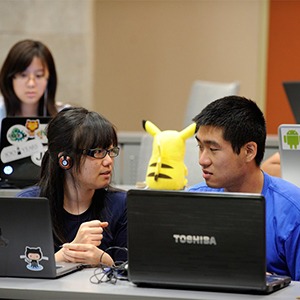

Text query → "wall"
[0,0,94,109]
[94,0,269,131]
[265,0,300,134]
[0,0,269,132]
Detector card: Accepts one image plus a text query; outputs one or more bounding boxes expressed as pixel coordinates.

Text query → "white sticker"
[281,127,300,150]
[6,125,28,145]
[34,123,48,144]
[20,246,49,272]
[31,145,48,167]
[0,140,44,163]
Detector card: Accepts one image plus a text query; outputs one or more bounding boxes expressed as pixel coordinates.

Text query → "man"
[189,95,300,281]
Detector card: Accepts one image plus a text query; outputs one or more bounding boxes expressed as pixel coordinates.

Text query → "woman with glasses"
[18,107,127,267]
[0,39,59,129]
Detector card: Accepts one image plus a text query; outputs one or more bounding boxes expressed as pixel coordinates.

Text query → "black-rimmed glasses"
[83,146,120,159]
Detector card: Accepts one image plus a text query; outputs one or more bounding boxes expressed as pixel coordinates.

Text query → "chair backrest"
[183,80,240,127]
[136,134,203,188]
[136,134,153,185]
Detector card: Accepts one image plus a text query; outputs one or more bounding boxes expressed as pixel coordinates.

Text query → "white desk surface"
[0,189,21,196]
[0,268,299,300]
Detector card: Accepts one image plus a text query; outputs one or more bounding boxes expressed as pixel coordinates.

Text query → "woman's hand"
[57,243,114,266]
[72,220,108,246]
[54,220,113,266]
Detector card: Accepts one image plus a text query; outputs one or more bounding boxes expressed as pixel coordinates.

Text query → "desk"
[0,189,21,196]
[0,268,299,300]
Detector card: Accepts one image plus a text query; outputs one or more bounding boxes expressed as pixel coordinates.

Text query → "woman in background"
[0,39,58,125]
[18,107,127,267]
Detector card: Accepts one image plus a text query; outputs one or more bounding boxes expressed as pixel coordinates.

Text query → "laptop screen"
[283,81,300,123]
[0,117,51,188]
[0,196,83,278]
[127,189,271,293]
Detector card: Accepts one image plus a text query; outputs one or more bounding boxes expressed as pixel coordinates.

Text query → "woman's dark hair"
[39,107,118,245]
[0,39,57,116]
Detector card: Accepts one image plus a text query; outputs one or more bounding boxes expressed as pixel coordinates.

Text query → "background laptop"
[127,189,291,294]
[283,81,300,123]
[0,117,51,189]
[0,196,83,278]
[278,124,300,187]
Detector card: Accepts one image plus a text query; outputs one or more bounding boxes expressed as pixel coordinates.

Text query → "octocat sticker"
[20,246,49,271]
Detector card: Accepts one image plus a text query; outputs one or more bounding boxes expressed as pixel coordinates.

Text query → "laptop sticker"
[34,123,48,143]
[280,127,300,150]
[7,124,28,144]
[0,118,48,165]
[0,139,44,163]
[20,246,49,271]
[6,120,48,145]
[25,119,40,137]
[30,145,47,167]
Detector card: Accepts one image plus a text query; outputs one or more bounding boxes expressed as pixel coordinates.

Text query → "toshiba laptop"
[0,196,83,278]
[0,117,51,189]
[283,81,300,123]
[278,124,300,187]
[127,189,291,294]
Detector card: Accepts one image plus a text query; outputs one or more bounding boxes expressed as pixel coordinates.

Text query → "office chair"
[183,80,240,127]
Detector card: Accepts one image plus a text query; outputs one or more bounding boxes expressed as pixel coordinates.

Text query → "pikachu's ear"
[179,122,196,141]
[142,120,161,137]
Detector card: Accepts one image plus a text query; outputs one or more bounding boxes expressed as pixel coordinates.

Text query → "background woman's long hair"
[0,39,57,116]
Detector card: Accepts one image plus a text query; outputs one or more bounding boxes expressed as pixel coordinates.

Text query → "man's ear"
[244,141,257,162]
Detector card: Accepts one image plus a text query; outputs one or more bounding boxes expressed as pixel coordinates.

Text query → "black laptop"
[127,189,291,294]
[0,196,83,278]
[0,117,51,188]
[283,81,300,123]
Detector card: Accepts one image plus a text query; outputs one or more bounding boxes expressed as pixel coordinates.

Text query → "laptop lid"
[283,81,300,123]
[127,189,291,294]
[0,117,51,188]
[278,124,300,187]
[0,196,83,278]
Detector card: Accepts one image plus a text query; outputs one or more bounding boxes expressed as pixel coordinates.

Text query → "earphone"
[58,154,73,170]
[90,246,129,284]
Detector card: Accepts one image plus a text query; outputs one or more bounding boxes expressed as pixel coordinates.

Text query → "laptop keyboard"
[266,275,282,284]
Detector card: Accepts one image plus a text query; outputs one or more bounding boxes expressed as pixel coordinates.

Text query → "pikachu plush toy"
[143,120,196,190]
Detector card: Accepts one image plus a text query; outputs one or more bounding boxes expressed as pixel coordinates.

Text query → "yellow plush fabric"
[143,120,196,190]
